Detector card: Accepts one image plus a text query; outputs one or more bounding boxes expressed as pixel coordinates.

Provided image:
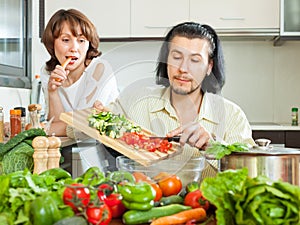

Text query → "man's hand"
[167,121,213,150]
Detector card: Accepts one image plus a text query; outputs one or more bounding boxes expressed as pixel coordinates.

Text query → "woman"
[41,9,119,136]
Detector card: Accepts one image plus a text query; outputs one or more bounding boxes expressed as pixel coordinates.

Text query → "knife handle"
[168,136,181,142]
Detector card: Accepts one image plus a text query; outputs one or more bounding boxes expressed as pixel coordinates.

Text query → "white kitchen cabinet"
[130,0,189,37]
[44,0,130,38]
[190,0,280,32]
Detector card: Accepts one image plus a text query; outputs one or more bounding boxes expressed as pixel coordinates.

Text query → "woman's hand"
[93,100,105,111]
[48,65,69,92]
[167,122,213,150]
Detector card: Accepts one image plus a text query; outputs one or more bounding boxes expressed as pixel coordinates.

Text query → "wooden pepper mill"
[32,136,49,174]
[47,135,61,170]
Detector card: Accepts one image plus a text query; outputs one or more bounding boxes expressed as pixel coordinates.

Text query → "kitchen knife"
[149,135,181,142]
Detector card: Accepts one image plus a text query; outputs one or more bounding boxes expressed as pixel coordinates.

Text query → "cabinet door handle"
[219,17,245,21]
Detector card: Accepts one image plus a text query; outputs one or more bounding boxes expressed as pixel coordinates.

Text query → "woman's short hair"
[156,22,225,94]
[41,9,101,72]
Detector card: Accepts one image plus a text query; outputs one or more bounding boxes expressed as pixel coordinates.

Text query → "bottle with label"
[291,107,298,126]
[31,74,45,121]
[10,109,22,138]
[0,106,4,143]
[14,107,26,132]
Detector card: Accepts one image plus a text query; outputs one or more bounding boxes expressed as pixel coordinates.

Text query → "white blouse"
[40,57,119,116]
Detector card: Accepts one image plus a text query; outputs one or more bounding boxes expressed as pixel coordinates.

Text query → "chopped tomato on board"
[120,132,173,153]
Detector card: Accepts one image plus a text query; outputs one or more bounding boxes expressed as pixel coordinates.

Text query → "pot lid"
[229,146,300,156]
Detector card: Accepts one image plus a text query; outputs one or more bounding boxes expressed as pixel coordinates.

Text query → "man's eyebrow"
[170,48,203,57]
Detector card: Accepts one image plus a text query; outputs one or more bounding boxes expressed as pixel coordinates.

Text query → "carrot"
[61,57,72,69]
[150,207,207,225]
[54,57,72,81]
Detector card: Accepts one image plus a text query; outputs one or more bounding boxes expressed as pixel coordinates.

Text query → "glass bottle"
[14,107,26,132]
[291,107,298,126]
[10,109,22,138]
[0,106,4,143]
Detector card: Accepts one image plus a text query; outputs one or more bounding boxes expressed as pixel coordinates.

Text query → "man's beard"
[170,83,201,95]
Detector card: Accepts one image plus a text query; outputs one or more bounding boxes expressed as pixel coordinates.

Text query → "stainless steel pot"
[218,146,300,186]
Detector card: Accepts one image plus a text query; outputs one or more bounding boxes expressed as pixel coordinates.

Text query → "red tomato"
[63,183,90,212]
[184,190,210,211]
[157,173,182,197]
[86,203,112,225]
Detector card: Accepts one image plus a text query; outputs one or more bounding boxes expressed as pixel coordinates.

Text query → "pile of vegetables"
[88,111,141,138]
[0,128,46,174]
[201,168,300,225]
[88,111,174,153]
[0,167,73,225]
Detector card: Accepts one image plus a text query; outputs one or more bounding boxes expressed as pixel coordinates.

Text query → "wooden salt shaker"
[32,136,49,174]
[47,135,61,169]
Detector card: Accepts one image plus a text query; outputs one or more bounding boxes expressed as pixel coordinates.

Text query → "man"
[94,22,255,177]
[95,22,255,149]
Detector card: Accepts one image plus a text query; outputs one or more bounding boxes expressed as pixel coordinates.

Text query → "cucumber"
[122,204,191,225]
[158,195,183,206]
[53,216,87,225]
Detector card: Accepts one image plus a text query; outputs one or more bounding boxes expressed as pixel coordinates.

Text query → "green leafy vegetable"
[205,141,249,159]
[201,168,300,225]
[88,111,141,138]
[2,142,34,174]
[0,128,47,174]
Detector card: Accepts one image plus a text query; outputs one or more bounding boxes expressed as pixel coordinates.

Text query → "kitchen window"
[0,0,31,88]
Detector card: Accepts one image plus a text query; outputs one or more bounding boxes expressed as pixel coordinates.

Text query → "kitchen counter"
[250,122,300,131]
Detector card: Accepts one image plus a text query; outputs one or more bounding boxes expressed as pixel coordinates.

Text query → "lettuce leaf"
[200,168,248,225]
[201,168,300,225]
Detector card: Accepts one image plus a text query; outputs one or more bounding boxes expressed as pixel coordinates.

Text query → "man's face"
[167,36,213,95]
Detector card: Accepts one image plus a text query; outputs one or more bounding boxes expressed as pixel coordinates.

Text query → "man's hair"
[156,22,225,94]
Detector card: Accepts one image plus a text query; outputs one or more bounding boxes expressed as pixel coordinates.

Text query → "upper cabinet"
[190,0,280,34]
[44,0,130,38]
[280,0,300,35]
[44,0,281,38]
[130,0,189,37]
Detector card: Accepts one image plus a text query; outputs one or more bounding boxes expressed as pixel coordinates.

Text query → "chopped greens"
[88,111,141,138]
[205,141,249,159]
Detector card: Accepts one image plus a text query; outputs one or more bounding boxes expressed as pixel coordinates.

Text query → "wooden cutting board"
[59,108,182,166]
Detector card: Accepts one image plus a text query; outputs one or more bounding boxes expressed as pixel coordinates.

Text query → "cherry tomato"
[184,190,210,211]
[157,173,182,197]
[86,203,112,225]
[63,183,90,212]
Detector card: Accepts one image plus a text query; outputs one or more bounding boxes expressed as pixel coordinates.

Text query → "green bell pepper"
[30,193,62,225]
[118,182,156,211]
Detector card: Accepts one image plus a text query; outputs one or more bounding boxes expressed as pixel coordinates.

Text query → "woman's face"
[167,36,213,95]
[54,22,89,72]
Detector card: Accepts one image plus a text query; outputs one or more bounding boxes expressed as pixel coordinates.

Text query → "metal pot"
[218,146,300,186]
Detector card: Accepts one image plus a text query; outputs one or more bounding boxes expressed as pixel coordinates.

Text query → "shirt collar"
[149,88,221,124]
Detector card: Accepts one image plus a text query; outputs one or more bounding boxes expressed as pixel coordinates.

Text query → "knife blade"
[149,135,181,142]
